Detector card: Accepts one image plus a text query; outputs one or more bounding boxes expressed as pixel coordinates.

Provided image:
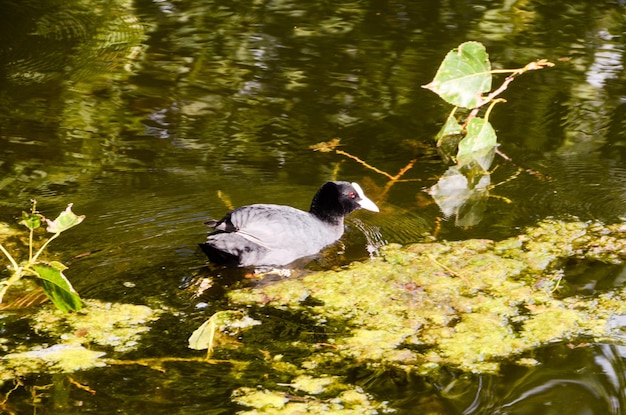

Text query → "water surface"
[1,0,626,413]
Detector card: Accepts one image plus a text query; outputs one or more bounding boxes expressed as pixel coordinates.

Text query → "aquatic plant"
[0,201,84,312]
[312,41,553,226]
[424,41,553,170]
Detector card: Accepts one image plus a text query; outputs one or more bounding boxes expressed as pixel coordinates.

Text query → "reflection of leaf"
[423,41,492,108]
[32,263,82,312]
[429,167,471,216]
[457,118,497,171]
[456,185,489,228]
[46,204,85,234]
[428,166,490,227]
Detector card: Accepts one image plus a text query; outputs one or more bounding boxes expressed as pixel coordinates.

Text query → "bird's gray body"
[205,204,344,267]
[199,181,378,267]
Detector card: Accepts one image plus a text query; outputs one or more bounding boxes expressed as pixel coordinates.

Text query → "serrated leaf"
[46,204,85,234]
[32,263,82,312]
[457,118,497,171]
[423,41,492,108]
[20,211,43,231]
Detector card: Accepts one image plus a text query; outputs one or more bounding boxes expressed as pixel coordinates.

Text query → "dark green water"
[1,0,626,413]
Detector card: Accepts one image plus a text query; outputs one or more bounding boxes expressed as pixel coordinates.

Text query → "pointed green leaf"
[49,261,68,271]
[423,41,492,108]
[32,263,82,312]
[435,110,464,163]
[46,204,85,234]
[435,111,464,146]
[188,311,260,354]
[20,211,43,231]
[457,118,497,171]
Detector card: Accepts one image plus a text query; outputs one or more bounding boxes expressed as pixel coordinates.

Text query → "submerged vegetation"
[226,219,626,374]
[0,299,161,383]
[215,219,626,412]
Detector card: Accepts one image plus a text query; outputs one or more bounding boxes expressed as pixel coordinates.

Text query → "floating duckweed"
[31,299,161,352]
[232,385,391,415]
[232,388,288,410]
[3,344,106,373]
[520,304,581,346]
[229,219,626,374]
[289,374,337,394]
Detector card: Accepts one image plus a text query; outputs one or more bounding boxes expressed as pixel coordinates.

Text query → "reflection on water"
[423,343,626,415]
[2,0,626,413]
[495,344,626,415]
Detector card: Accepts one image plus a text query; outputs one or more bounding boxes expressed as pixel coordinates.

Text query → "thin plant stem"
[332,147,419,199]
[483,98,505,121]
[380,158,418,198]
[28,200,37,262]
[31,233,61,264]
[334,150,395,180]
[28,226,34,263]
[425,253,470,285]
[0,244,19,271]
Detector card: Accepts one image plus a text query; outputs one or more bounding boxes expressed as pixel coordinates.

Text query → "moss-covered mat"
[223,219,626,412]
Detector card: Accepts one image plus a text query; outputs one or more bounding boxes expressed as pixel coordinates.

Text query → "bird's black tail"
[199,243,240,267]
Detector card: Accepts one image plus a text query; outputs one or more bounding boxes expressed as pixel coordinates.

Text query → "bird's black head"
[309,181,378,224]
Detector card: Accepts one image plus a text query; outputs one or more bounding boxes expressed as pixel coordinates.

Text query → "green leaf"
[188,316,217,352]
[49,261,68,271]
[32,263,82,312]
[435,110,464,163]
[457,117,497,171]
[188,311,261,355]
[423,41,492,108]
[46,204,85,234]
[20,211,43,231]
[435,110,464,146]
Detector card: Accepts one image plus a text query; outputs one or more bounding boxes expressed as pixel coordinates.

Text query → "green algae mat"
[222,219,626,412]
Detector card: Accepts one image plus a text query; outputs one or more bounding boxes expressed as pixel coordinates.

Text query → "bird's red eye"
[349,192,356,199]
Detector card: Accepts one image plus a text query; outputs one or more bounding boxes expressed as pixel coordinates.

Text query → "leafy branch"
[0,201,84,311]
[310,41,553,225]
[423,42,553,171]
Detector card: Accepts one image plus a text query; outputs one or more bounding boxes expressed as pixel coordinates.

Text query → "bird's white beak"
[351,182,380,212]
